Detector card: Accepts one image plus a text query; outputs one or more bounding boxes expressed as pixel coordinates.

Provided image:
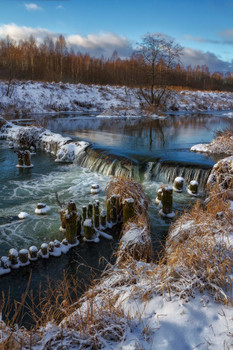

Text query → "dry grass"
[106,177,149,217]
[208,128,233,155]
[208,157,233,192]
[116,214,153,264]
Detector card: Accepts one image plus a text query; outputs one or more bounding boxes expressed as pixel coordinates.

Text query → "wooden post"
[188,180,199,196]
[29,246,38,261]
[23,150,31,167]
[82,206,87,222]
[19,249,29,265]
[173,177,184,193]
[107,199,111,223]
[40,243,49,257]
[88,203,93,219]
[59,209,66,230]
[65,201,78,244]
[94,203,100,228]
[155,187,163,204]
[100,210,107,228]
[123,198,135,223]
[110,195,117,223]
[84,219,94,240]
[16,151,24,167]
[160,185,175,218]
[8,248,19,267]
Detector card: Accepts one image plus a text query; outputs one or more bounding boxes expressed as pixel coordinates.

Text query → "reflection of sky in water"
[43,112,232,165]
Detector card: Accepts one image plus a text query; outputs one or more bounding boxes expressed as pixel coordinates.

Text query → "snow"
[159,209,176,218]
[174,176,184,183]
[191,143,209,152]
[35,205,51,215]
[83,219,93,227]
[190,180,199,186]
[55,141,89,163]
[91,184,101,194]
[18,211,30,219]
[0,81,232,116]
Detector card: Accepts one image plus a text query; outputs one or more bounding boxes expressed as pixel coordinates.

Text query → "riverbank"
[1,81,233,117]
[0,118,232,349]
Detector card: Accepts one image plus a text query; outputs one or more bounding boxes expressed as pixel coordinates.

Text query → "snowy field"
[0,80,233,116]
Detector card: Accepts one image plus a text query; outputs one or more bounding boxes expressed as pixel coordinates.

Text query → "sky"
[0,0,233,72]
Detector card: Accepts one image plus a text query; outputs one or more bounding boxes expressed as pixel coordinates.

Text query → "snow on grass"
[191,130,233,155]
[0,81,233,116]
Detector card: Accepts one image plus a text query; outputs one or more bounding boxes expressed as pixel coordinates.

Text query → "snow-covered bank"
[0,80,233,116]
[191,131,233,155]
[0,116,90,163]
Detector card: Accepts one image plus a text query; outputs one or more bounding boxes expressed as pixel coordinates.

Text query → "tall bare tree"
[136,33,182,108]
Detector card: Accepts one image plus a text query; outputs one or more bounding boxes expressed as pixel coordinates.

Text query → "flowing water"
[0,110,232,325]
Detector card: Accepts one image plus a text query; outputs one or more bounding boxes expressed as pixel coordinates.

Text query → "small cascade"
[146,160,212,188]
[76,147,139,179]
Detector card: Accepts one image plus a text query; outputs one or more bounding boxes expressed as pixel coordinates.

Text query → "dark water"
[1,110,232,326]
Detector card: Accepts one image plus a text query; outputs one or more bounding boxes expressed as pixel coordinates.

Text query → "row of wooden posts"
[15,150,33,167]
[60,194,135,243]
[0,195,136,274]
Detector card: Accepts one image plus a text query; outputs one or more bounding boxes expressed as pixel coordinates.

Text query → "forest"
[0,34,233,92]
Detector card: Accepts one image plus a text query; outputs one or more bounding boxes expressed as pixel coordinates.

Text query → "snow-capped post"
[94,202,100,228]
[48,241,55,253]
[15,150,24,167]
[19,249,29,265]
[123,198,135,223]
[59,209,66,231]
[35,203,50,215]
[54,240,61,250]
[107,199,111,224]
[29,246,38,261]
[90,184,100,194]
[65,201,78,244]
[40,243,49,258]
[8,248,19,267]
[100,210,107,228]
[155,187,163,204]
[110,195,117,224]
[23,150,32,167]
[159,185,175,218]
[82,206,87,222]
[1,256,10,270]
[84,219,94,240]
[173,177,184,193]
[188,180,199,196]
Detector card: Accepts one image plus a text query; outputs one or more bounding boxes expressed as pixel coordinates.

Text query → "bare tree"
[136,33,182,109]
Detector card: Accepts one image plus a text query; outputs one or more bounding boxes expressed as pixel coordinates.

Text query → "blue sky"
[0,0,233,72]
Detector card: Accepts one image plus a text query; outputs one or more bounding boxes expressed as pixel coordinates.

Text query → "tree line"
[0,34,233,92]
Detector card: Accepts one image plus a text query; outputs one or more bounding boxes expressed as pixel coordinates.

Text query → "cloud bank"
[181,47,233,72]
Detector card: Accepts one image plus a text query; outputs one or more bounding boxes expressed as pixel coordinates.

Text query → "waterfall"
[76,147,139,179]
[145,160,212,188]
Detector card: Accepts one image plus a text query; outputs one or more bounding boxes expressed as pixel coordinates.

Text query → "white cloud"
[67,32,132,57]
[0,24,55,43]
[56,5,64,10]
[24,3,42,11]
